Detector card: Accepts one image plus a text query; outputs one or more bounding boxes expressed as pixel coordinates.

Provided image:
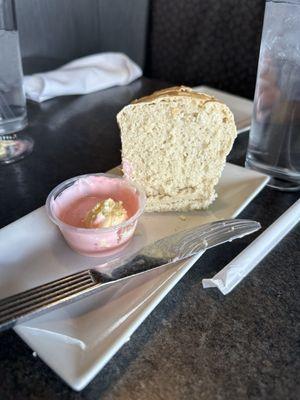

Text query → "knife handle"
[0,269,103,332]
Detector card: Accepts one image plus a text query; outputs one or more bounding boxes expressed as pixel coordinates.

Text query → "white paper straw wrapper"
[202,198,300,295]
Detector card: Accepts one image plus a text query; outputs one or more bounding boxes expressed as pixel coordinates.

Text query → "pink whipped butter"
[46,174,145,257]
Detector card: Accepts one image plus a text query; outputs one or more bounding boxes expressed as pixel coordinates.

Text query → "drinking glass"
[245,0,300,191]
[0,0,32,164]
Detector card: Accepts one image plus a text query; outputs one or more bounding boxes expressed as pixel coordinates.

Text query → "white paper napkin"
[202,198,300,294]
[24,52,142,102]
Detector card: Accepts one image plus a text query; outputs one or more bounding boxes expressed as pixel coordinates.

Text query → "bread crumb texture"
[117,86,237,212]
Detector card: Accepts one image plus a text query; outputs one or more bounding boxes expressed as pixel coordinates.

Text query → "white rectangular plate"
[0,163,268,391]
[193,86,253,134]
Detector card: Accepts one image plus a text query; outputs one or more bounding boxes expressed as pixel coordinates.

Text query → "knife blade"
[98,218,260,281]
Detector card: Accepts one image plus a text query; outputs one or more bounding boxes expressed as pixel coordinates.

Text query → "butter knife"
[0,219,260,332]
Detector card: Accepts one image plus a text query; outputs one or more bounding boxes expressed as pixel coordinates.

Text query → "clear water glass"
[0,0,32,164]
[246,0,300,191]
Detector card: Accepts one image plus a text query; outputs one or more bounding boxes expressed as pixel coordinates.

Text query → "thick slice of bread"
[117,86,237,212]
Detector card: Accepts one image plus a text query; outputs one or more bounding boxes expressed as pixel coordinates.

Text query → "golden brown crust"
[131,85,219,105]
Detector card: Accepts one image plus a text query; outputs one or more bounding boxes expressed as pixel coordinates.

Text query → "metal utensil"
[0,219,260,332]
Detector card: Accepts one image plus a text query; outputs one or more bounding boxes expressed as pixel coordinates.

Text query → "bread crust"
[131,86,219,105]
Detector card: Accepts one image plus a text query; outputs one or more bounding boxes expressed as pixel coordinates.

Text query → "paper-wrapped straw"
[202,198,300,295]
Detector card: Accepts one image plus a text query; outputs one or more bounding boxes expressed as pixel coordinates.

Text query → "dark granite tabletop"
[0,78,299,400]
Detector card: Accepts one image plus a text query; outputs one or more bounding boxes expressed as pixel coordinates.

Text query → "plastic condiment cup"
[46,173,146,257]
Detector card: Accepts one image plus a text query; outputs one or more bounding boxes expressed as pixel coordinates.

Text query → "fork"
[0,218,260,332]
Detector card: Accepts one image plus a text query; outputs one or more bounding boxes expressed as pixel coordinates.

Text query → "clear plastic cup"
[0,0,32,164]
[246,0,300,191]
[46,173,146,257]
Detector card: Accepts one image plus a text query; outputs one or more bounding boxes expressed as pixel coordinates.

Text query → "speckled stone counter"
[0,78,299,400]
